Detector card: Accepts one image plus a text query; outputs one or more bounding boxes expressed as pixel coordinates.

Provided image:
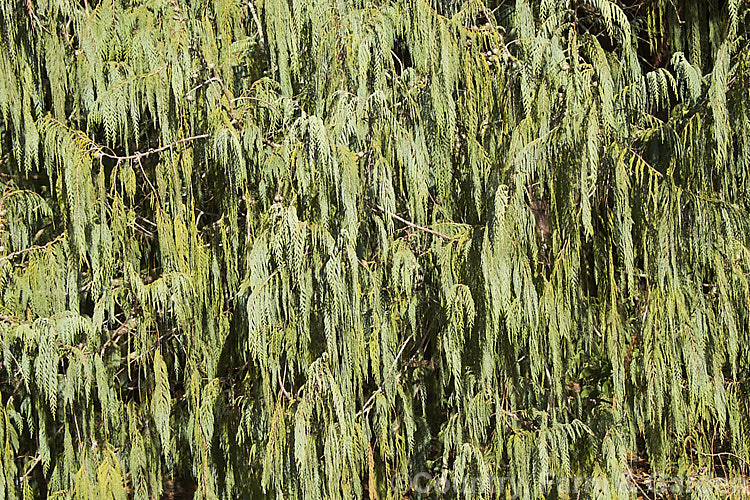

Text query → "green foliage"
[0,0,749,498]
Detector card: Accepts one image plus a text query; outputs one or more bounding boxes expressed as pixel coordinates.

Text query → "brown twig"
[278,367,292,402]
[374,204,455,241]
[19,455,42,482]
[247,0,266,50]
[193,46,241,127]
[95,134,210,161]
[355,334,413,418]
[0,234,64,265]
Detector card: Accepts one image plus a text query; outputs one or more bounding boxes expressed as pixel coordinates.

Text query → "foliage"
[0,0,749,498]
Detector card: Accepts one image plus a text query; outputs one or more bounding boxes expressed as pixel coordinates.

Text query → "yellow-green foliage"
[0,0,749,498]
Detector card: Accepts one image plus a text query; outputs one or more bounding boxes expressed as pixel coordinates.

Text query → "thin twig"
[278,367,291,401]
[95,134,210,161]
[0,234,64,265]
[19,456,42,482]
[698,451,750,467]
[210,67,241,125]
[6,377,24,406]
[356,334,413,418]
[100,316,136,356]
[625,462,652,500]
[193,46,241,126]
[625,144,664,179]
[374,204,455,241]
[247,0,265,49]
[186,77,220,97]
[231,95,284,121]
[135,156,160,206]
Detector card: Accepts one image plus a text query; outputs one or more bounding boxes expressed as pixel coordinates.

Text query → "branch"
[193,46,241,126]
[100,316,137,356]
[5,377,24,406]
[19,455,42,482]
[95,134,210,161]
[247,0,266,50]
[278,368,291,402]
[209,67,241,125]
[374,204,455,241]
[0,234,64,266]
[356,334,413,418]
[698,451,750,467]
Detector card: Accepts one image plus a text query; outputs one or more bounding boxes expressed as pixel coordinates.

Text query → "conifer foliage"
[1,0,749,498]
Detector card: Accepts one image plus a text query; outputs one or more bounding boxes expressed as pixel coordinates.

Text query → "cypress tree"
[0,0,749,498]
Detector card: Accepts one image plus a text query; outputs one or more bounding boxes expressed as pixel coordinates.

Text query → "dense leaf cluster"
[0,0,749,498]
